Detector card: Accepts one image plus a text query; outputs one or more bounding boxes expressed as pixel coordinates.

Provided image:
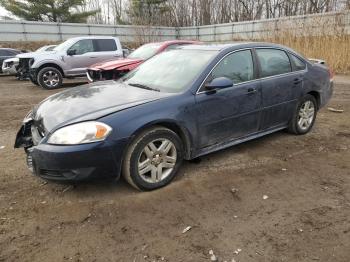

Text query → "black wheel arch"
[37,63,64,77]
[306,90,321,110]
[127,121,193,160]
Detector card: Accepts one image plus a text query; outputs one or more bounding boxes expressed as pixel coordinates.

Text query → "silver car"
[19,36,123,89]
[3,45,57,76]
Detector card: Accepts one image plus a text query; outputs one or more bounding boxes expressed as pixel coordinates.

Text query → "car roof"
[160,40,200,45]
[66,36,118,41]
[142,40,200,47]
[179,42,292,51]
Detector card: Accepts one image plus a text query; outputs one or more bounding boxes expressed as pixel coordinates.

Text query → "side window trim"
[287,52,308,72]
[197,48,256,94]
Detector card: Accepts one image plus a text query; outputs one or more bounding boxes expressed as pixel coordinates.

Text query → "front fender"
[32,59,65,71]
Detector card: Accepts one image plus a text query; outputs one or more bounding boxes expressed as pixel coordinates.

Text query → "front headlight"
[47,121,112,145]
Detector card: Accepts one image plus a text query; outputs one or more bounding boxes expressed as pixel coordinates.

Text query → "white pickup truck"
[19,36,123,89]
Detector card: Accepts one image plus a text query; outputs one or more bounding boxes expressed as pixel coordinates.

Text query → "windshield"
[53,39,76,51]
[127,43,162,60]
[123,49,217,93]
[36,45,56,52]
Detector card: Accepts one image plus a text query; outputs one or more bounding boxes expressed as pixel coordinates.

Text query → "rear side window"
[290,54,306,71]
[68,39,94,55]
[210,50,254,84]
[256,49,291,77]
[94,39,117,52]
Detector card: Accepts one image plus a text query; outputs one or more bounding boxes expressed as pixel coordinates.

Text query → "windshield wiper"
[128,83,160,92]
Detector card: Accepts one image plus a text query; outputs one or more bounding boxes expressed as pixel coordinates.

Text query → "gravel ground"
[0,75,349,262]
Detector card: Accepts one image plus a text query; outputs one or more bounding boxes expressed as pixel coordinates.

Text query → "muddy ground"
[0,75,349,262]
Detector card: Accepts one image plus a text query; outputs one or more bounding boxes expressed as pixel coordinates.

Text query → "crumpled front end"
[14,112,126,182]
[86,68,128,82]
[17,58,34,80]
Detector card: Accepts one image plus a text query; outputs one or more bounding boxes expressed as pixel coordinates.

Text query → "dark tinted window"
[0,50,15,56]
[256,49,291,77]
[68,40,94,55]
[210,50,254,84]
[290,54,306,71]
[94,39,117,52]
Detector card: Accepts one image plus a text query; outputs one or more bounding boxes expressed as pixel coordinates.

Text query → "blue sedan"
[15,42,333,190]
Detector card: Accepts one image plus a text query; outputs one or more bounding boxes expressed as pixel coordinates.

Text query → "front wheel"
[288,94,317,135]
[37,67,63,89]
[122,126,184,191]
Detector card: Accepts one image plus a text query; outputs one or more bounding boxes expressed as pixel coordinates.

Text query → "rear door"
[256,48,304,130]
[92,39,121,63]
[195,49,262,148]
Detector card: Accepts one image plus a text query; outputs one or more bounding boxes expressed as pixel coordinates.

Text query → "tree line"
[1,0,349,25]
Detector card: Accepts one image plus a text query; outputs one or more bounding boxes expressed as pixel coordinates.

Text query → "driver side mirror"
[205,77,233,91]
[67,49,76,56]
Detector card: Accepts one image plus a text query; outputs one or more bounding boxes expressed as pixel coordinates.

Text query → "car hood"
[33,81,173,132]
[17,50,57,59]
[89,58,143,71]
[3,57,19,63]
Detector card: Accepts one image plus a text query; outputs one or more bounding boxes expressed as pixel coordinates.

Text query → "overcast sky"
[0,6,8,16]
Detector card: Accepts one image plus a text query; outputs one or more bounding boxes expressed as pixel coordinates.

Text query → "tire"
[122,126,184,191]
[288,94,317,135]
[37,67,63,89]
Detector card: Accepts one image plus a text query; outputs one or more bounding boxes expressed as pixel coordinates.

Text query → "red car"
[86,40,200,82]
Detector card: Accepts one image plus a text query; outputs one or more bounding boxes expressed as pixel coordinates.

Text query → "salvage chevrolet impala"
[15,43,333,190]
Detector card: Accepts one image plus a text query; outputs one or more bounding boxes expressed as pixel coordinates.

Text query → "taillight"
[329,67,334,81]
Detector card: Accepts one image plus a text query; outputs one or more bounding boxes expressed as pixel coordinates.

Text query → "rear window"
[290,54,306,71]
[256,48,292,77]
[94,39,117,52]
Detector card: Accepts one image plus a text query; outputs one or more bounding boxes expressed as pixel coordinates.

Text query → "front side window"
[68,39,94,55]
[210,50,254,84]
[256,49,291,77]
[94,39,117,52]
[123,49,217,93]
[290,54,306,71]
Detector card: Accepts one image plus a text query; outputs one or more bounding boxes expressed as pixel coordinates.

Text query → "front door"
[195,49,261,148]
[64,39,97,75]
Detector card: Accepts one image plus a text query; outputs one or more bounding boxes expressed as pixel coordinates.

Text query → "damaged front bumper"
[14,119,126,182]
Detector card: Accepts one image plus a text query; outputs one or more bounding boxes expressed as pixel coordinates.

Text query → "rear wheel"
[37,67,63,89]
[122,126,183,191]
[288,94,317,135]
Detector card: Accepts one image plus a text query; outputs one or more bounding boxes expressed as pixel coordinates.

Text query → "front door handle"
[247,88,257,94]
[89,56,98,58]
[293,78,302,84]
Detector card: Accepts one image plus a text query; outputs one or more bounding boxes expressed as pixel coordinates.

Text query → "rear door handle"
[89,56,98,58]
[247,88,257,94]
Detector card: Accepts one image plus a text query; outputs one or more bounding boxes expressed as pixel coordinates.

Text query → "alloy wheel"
[297,100,315,131]
[138,138,177,183]
[43,70,59,88]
